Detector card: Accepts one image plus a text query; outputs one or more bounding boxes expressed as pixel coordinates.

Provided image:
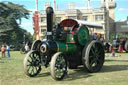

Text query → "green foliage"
[11,32,17,40]
[109,32,128,43]
[109,32,115,43]
[116,33,128,39]
[0,2,29,35]
[0,2,32,50]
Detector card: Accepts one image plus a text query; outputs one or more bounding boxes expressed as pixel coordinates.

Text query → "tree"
[0,2,33,50]
[0,2,32,48]
[0,2,29,41]
[109,32,128,44]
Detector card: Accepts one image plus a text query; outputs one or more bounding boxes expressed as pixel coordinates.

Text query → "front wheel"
[24,50,41,77]
[50,52,68,80]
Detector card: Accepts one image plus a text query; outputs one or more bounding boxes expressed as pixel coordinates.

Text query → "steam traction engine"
[117,38,128,53]
[23,7,105,80]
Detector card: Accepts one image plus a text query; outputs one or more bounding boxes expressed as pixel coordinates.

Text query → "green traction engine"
[23,7,105,80]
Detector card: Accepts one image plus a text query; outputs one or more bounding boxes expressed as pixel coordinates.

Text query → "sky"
[1,0,128,34]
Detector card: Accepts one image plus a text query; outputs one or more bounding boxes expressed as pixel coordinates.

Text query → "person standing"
[25,43,29,53]
[1,45,6,58]
[6,44,10,58]
[92,33,98,40]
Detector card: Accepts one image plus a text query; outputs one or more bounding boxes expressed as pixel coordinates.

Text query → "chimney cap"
[46,7,54,14]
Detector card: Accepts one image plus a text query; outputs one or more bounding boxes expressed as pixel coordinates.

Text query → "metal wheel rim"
[24,50,41,77]
[54,54,67,79]
[50,52,68,80]
[88,42,104,71]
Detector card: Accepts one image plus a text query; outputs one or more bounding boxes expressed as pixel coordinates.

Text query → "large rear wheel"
[50,52,68,80]
[124,40,128,52]
[82,40,105,72]
[24,50,41,77]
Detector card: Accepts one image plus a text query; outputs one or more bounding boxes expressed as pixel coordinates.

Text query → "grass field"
[0,51,128,85]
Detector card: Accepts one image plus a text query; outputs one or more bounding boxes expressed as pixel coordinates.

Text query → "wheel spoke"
[27,65,31,72]
[27,59,32,64]
[31,66,34,74]
[94,44,104,60]
[96,51,101,57]
[90,59,98,69]
[27,66,31,73]
[34,66,38,72]
[90,59,95,67]
[30,55,34,62]
[90,47,95,55]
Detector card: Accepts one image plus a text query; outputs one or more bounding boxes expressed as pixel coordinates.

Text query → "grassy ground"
[0,51,128,85]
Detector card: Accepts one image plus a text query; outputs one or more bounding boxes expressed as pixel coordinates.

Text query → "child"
[1,45,6,57]
[112,49,115,57]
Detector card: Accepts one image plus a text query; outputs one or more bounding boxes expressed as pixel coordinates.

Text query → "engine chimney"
[46,7,54,40]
